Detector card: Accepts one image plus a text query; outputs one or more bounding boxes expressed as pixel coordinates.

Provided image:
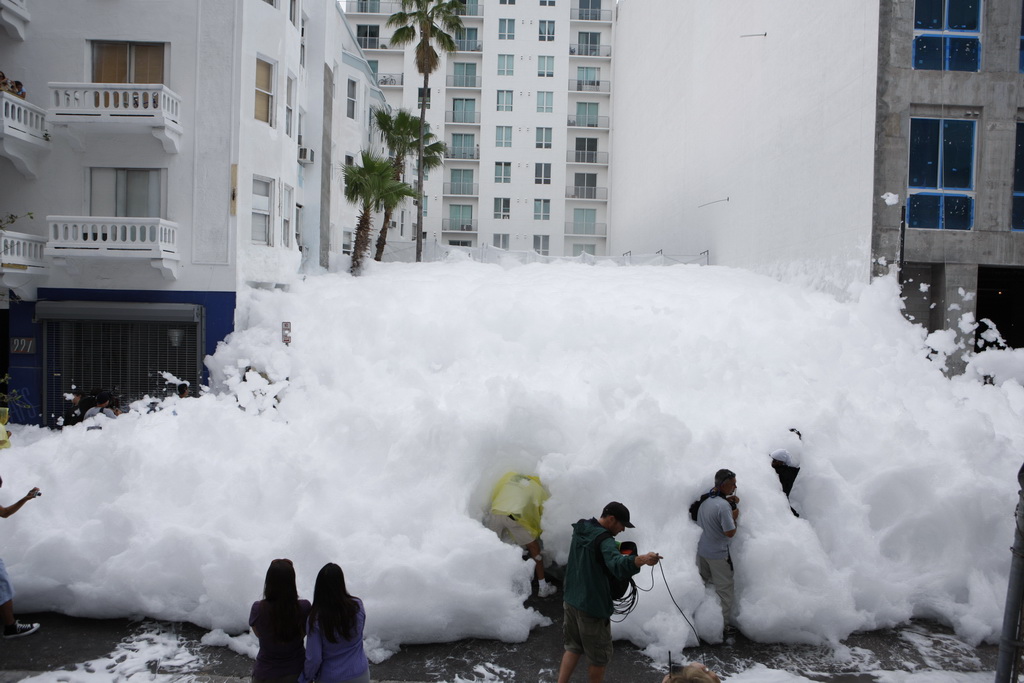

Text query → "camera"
[32,490,41,498]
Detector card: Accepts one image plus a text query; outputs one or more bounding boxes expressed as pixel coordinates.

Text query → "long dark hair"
[262,558,302,643]
[308,562,361,643]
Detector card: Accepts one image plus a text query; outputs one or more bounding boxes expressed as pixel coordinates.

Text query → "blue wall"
[8,289,236,425]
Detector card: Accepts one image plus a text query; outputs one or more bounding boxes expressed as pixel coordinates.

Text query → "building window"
[452,98,476,122]
[573,172,598,199]
[90,168,162,218]
[300,16,308,67]
[450,169,474,195]
[537,91,553,113]
[261,0,276,6]
[539,20,555,41]
[499,18,515,40]
[346,79,357,119]
[286,77,296,136]
[495,161,512,183]
[908,117,975,230]
[913,0,981,71]
[574,101,599,126]
[255,57,275,124]
[92,42,165,84]
[499,0,515,4]
[496,126,512,147]
[252,177,273,244]
[289,0,299,25]
[536,127,552,148]
[574,137,597,161]
[418,87,431,109]
[493,233,510,249]
[538,55,554,77]
[573,243,596,257]
[577,31,601,56]
[453,62,477,87]
[540,0,555,5]
[533,234,549,255]
[498,54,515,76]
[1013,123,1024,229]
[449,204,474,231]
[535,163,551,185]
[449,239,472,247]
[282,185,293,247]
[356,25,380,50]
[451,133,475,159]
[497,90,513,111]
[494,197,511,219]
[534,199,550,220]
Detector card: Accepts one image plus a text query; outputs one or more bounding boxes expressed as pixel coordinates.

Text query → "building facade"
[0,0,383,426]
[343,0,615,258]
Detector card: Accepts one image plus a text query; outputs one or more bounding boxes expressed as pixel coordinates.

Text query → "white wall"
[611,0,880,292]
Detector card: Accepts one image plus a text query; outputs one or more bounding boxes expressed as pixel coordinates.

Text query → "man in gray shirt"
[695,468,739,639]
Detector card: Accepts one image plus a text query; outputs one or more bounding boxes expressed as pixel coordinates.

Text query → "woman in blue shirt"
[299,563,369,683]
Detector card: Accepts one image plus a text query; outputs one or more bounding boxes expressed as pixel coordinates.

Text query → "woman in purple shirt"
[299,563,370,683]
[250,559,311,683]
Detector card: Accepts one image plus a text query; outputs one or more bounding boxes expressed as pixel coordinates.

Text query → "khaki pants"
[697,555,734,626]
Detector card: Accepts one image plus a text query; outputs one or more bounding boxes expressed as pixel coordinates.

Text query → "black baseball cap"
[601,501,635,528]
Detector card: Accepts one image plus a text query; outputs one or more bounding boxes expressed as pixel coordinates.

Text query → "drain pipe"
[995,461,1024,683]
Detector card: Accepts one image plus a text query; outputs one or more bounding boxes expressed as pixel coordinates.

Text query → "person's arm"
[248,601,261,638]
[0,488,39,518]
[299,619,322,683]
[721,500,737,537]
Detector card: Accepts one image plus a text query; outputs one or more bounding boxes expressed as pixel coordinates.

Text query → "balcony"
[565,186,608,200]
[455,39,483,52]
[567,114,608,129]
[46,216,180,280]
[0,230,46,300]
[564,222,607,236]
[344,0,402,14]
[445,110,481,124]
[570,7,612,21]
[0,92,49,179]
[0,0,29,40]
[48,83,183,153]
[446,74,482,88]
[442,219,478,232]
[569,44,611,57]
[566,150,608,164]
[445,145,479,160]
[357,36,399,50]
[568,79,610,93]
[443,182,478,196]
[454,2,483,17]
[376,72,404,87]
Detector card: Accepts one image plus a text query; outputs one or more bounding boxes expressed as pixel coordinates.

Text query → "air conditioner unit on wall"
[298,147,315,164]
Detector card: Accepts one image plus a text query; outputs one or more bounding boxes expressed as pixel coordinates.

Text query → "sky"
[2,258,1022,678]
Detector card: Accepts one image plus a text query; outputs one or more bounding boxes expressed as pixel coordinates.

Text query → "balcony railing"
[443,182,478,196]
[564,222,607,236]
[442,219,478,232]
[455,39,483,52]
[46,216,180,272]
[569,44,611,57]
[0,92,49,179]
[345,0,402,14]
[0,0,30,41]
[567,114,608,128]
[445,145,479,160]
[48,83,183,153]
[570,8,612,21]
[1,230,46,269]
[445,110,481,124]
[454,2,483,17]
[566,150,608,164]
[568,79,610,93]
[565,186,608,200]
[376,73,404,87]
[446,74,482,88]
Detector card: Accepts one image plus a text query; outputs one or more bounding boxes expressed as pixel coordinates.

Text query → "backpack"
[594,530,636,599]
[690,491,738,521]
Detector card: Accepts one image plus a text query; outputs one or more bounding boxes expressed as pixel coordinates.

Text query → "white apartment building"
[0,0,383,426]
[343,0,614,258]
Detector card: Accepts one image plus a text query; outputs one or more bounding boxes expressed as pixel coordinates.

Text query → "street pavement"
[0,587,1000,682]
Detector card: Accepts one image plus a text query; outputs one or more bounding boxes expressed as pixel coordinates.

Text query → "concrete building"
[0,0,383,426]
[611,0,1024,354]
[342,0,615,258]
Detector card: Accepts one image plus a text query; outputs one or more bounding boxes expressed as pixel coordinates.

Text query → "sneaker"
[3,621,40,639]
[537,580,557,598]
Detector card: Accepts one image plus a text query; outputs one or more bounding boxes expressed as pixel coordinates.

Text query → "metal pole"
[995,461,1024,682]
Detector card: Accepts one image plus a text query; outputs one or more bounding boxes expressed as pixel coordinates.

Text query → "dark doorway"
[976,266,1024,350]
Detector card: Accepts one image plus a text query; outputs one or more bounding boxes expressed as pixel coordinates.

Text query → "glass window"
[536,127,552,148]
[495,161,511,183]
[540,0,555,5]
[346,79,357,119]
[496,126,512,147]
[535,163,551,185]
[255,57,274,124]
[499,0,515,4]
[538,55,554,77]
[90,168,162,218]
[449,204,474,231]
[286,76,296,136]
[282,185,293,247]
[574,101,599,126]
[418,87,431,109]
[92,42,165,84]
[534,199,550,220]
[499,18,515,40]
[450,169,474,195]
[913,0,981,71]
[533,234,549,255]
[493,233,510,249]
[497,54,514,76]
[537,91,553,113]
[452,98,476,123]
[494,197,511,219]
[451,133,475,159]
[497,90,513,111]
[573,243,596,257]
[908,117,975,230]
[453,62,478,87]
[539,20,555,41]
[252,177,273,244]
[1013,123,1024,229]
[356,25,380,50]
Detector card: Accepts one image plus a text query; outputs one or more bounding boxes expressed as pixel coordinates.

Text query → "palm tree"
[371,107,446,262]
[343,150,417,276]
[387,0,463,262]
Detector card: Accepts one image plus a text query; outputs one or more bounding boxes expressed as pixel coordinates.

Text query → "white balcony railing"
[46,216,180,280]
[0,92,49,178]
[1,230,46,269]
[48,83,183,153]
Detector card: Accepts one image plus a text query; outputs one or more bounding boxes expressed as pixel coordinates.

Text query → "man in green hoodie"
[557,501,662,683]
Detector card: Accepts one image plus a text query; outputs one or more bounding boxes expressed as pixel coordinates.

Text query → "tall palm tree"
[387,0,463,262]
[343,150,417,276]
[371,107,446,262]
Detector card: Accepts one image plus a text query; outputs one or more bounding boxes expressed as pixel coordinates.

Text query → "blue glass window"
[913,0,981,71]
[1013,123,1024,229]
[908,118,975,230]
